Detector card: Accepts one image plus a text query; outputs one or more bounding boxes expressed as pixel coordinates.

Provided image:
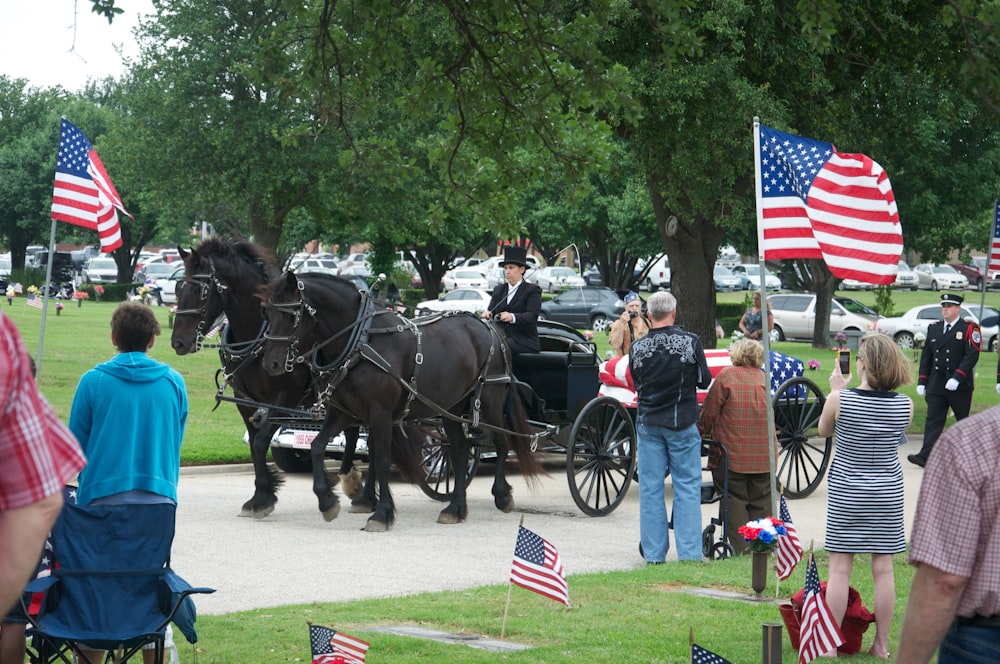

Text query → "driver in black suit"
[482,245,541,354]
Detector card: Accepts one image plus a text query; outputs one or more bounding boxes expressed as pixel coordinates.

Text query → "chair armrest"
[23,575,59,594]
[160,571,216,644]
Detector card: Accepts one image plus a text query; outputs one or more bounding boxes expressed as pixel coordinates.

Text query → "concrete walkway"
[173,441,929,616]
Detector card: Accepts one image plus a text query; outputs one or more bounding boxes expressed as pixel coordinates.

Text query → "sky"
[0,0,155,91]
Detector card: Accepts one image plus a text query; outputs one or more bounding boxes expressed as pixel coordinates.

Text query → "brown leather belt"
[956,614,1000,629]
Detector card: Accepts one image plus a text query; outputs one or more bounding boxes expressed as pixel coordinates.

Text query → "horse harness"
[264,281,516,434]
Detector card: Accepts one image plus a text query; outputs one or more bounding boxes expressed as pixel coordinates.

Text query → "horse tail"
[503,383,546,480]
[390,423,426,484]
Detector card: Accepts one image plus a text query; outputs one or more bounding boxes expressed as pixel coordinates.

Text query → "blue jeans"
[637,421,702,562]
[938,623,1000,663]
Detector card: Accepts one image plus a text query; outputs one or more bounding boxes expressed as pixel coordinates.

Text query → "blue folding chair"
[22,501,215,664]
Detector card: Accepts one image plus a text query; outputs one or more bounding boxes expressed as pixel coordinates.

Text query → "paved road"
[173,443,928,616]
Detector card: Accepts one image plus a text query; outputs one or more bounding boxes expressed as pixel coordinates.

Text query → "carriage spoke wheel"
[773,377,831,499]
[417,430,480,501]
[567,397,636,516]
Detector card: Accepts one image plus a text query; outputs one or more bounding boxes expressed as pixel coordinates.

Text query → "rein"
[171,256,230,352]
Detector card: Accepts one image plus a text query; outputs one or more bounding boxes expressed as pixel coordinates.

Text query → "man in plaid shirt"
[896,405,1000,662]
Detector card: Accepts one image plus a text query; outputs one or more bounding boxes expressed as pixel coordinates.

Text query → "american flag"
[797,555,844,664]
[26,296,44,310]
[757,124,902,285]
[309,624,368,664]
[775,494,803,580]
[51,118,131,253]
[692,643,732,663]
[988,201,1000,278]
[511,525,570,607]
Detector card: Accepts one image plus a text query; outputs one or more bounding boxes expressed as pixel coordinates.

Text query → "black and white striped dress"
[825,388,910,554]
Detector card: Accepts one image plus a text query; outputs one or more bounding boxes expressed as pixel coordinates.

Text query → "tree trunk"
[810,261,839,349]
[647,177,725,348]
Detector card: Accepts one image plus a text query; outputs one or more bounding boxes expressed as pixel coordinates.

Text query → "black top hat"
[499,245,528,268]
[940,293,964,306]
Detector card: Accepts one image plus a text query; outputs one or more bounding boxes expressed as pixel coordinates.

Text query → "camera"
[628,310,638,318]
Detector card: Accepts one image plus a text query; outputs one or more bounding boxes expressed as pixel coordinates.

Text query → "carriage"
[170,240,832,534]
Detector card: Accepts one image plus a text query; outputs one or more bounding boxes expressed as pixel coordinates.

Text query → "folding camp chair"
[22,501,214,664]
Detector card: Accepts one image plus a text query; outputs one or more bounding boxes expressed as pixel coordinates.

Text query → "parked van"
[641,255,670,291]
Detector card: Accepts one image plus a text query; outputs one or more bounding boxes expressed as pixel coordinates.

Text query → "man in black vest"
[482,245,541,354]
[909,292,981,468]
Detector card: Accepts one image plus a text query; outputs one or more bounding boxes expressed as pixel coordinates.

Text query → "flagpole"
[753,116,780,517]
[980,201,996,317]
[35,217,58,376]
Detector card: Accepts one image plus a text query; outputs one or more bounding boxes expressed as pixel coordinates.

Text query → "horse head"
[261,271,365,377]
[170,239,275,355]
[261,271,318,376]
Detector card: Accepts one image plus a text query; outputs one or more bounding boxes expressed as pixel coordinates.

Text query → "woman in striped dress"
[818,333,912,659]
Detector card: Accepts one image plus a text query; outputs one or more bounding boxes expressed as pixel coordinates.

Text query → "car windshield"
[897,262,911,271]
[454,271,480,278]
[549,267,577,277]
[933,265,958,274]
[835,297,878,317]
[742,265,774,277]
[89,259,116,269]
[714,266,733,276]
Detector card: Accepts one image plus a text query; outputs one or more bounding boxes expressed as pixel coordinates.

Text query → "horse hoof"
[349,502,374,514]
[437,512,462,525]
[322,503,341,522]
[500,499,514,514]
[364,519,389,532]
[340,468,363,500]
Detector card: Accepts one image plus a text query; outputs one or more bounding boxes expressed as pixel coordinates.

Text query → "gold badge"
[955,331,963,340]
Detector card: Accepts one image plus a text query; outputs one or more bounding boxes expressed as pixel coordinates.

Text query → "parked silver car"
[913,263,968,291]
[767,294,880,342]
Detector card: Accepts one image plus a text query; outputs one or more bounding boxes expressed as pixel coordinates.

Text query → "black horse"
[169,239,415,518]
[260,271,543,531]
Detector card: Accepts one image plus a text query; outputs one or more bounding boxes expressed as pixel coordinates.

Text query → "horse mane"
[192,237,280,288]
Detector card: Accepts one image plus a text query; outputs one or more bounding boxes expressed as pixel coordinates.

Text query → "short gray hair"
[646,291,676,321]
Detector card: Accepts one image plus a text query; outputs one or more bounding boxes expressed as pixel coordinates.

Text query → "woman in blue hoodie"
[69,302,188,507]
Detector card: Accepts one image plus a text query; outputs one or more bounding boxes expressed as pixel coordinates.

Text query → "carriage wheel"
[567,397,636,516]
[417,432,480,502]
[773,376,832,499]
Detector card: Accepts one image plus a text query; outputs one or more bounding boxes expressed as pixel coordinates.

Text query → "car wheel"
[773,325,785,342]
[976,278,984,291]
[644,278,654,292]
[591,314,610,332]
[931,280,939,291]
[991,336,998,353]
[894,331,915,349]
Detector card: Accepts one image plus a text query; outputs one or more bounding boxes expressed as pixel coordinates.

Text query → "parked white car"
[150,265,185,305]
[732,264,781,291]
[293,256,339,276]
[82,257,119,284]
[441,268,487,291]
[530,266,585,292]
[913,263,968,291]
[767,294,880,342]
[475,254,541,275]
[874,303,999,351]
[414,288,492,316]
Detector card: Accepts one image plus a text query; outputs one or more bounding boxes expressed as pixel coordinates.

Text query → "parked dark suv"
[34,251,75,283]
[539,286,626,331]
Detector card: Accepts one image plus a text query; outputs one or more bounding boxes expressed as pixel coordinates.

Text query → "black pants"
[917,390,972,460]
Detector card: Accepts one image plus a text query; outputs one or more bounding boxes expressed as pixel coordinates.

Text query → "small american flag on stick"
[511,525,570,607]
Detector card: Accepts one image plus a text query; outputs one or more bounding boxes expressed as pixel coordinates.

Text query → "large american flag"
[797,555,844,664]
[309,624,369,664]
[775,494,803,580]
[757,124,902,285]
[511,525,570,607]
[51,119,130,253]
[988,201,1000,278]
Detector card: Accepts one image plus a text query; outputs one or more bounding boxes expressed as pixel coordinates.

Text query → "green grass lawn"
[188,551,912,663]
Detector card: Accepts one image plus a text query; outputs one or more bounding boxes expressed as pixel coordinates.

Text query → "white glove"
[945,378,960,391]
[995,383,1000,394]
[916,385,926,396]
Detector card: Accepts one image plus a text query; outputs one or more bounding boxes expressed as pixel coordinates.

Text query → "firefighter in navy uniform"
[909,293,981,468]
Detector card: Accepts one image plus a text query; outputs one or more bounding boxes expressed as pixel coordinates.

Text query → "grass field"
[8,285,1000,466]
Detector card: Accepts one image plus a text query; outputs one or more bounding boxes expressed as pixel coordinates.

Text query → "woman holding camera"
[608,291,649,357]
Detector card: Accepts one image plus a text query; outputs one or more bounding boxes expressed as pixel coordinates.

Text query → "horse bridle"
[262,278,322,372]
[172,256,230,351]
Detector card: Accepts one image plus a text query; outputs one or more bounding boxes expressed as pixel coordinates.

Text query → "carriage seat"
[512,351,598,419]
